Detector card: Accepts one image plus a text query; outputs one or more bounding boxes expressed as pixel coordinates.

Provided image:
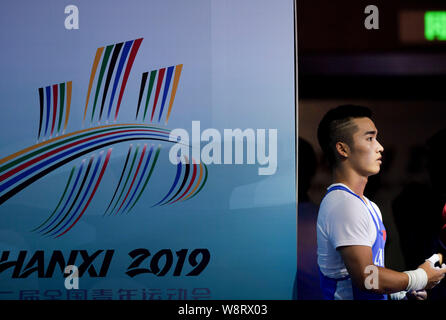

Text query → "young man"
[316,105,446,300]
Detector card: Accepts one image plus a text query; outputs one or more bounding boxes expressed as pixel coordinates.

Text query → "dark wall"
[297,0,446,270]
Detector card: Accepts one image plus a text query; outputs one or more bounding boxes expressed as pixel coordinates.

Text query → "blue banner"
[0,0,296,300]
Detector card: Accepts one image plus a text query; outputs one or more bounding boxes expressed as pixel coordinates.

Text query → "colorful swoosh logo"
[1,38,208,238]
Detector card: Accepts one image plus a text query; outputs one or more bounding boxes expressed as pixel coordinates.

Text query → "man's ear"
[335,141,349,158]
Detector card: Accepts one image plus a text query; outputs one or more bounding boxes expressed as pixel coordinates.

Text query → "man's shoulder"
[319,189,370,224]
[320,188,360,209]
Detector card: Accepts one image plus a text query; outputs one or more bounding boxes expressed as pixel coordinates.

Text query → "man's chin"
[366,168,381,177]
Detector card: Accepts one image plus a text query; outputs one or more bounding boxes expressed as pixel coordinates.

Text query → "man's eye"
[367,137,373,141]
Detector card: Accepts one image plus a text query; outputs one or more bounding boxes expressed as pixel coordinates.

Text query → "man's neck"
[332,166,368,199]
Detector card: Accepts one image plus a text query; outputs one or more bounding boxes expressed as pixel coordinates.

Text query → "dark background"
[297,0,446,272]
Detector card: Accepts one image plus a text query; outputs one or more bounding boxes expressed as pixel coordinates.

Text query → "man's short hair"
[317,104,373,167]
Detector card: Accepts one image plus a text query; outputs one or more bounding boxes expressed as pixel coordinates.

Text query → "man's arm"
[338,245,446,294]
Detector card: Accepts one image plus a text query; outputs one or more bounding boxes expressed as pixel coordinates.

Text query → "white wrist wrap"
[390,291,407,300]
[404,268,428,291]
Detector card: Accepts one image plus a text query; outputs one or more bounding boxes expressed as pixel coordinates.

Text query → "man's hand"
[417,259,446,290]
[406,290,427,300]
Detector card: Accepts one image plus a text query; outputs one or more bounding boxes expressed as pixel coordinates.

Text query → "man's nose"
[377,141,384,153]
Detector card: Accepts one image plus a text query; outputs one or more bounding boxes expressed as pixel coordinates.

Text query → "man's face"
[347,117,384,177]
